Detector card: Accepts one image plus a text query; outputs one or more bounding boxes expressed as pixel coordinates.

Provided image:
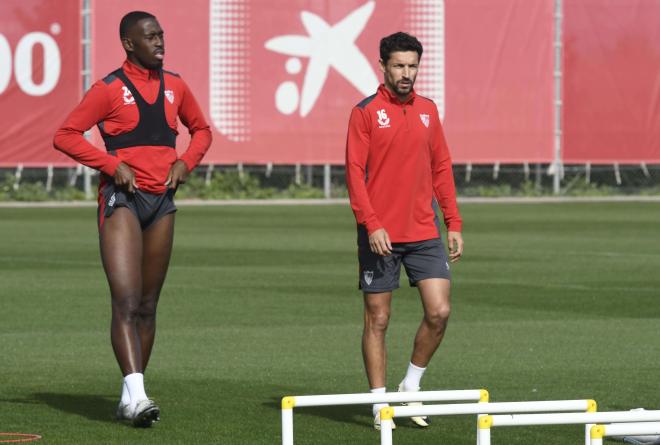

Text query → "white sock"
[402,362,426,391]
[124,373,148,406]
[120,381,130,405]
[371,387,388,417]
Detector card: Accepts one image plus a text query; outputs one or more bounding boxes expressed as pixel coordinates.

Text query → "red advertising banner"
[2,0,658,167]
[444,0,555,164]
[92,0,555,165]
[0,0,80,167]
[563,0,660,164]
[92,0,404,164]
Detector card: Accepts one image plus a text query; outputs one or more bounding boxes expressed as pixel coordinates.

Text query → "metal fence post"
[323,164,331,199]
[82,0,93,199]
[553,0,563,194]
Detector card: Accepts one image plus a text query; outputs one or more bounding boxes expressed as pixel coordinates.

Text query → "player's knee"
[424,304,451,328]
[111,298,141,322]
[138,298,158,320]
[366,309,391,332]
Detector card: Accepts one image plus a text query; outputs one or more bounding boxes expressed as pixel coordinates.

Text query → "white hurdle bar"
[380,399,596,445]
[590,422,660,445]
[281,389,487,445]
[477,410,660,445]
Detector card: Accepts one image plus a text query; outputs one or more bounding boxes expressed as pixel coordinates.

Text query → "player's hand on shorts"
[369,228,392,256]
[114,162,138,193]
[447,231,463,262]
[165,160,189,189]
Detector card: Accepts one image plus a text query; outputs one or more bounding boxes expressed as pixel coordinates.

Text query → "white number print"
[0,25,62,97]
[122,86,135,105]
[376,109,390,127]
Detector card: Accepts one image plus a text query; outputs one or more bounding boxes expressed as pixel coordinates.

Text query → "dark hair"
[379,32,423,63]
[119,11,156,38]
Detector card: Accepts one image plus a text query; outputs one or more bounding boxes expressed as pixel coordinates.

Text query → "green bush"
[457,179,652,197]
[561,175,615,196]
[0,174,89,201]
[1,167,658,202]
[0,175,51,201]
[176,171,277,199]
[52,186,88,201]
[277,183,325,199]
[460,184,515,197]
[639,185,660,196]
[11,182,50,201]
[0,174,11,201]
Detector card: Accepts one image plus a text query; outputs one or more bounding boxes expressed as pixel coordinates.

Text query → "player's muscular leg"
[139,213,175,371]
[100,208,144,376]
[410,278,451,367]
[363,292,392,388]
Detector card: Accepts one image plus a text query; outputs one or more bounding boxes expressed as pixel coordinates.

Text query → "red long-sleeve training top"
[53,60,212,193]
[345,85,462,243]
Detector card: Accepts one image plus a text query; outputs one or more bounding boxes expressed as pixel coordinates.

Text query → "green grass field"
[1,202,659,444]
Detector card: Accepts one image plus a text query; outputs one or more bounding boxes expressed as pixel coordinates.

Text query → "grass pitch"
[1,202,659,444]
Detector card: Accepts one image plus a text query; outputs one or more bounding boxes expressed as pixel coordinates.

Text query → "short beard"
[137,55,163,70]
[144,60,163,70]
[395,81,413,95]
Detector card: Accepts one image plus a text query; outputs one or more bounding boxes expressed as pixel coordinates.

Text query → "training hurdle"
[590,422,660,445]
[379,399,596,445]
[281,389,487,445]
[476,410,660,445]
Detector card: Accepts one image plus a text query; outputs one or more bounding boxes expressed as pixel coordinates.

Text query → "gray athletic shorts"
[357,235,451,293]
[98,180,177,230]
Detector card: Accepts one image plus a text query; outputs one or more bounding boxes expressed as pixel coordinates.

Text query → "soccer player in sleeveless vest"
[53,11,212,427]
[345,32,464,430]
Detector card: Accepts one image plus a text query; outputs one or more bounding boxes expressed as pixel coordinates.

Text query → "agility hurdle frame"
[379,399,596,445]
[476,410,660,445]
[590,422,660,445]
[281,389,487,445]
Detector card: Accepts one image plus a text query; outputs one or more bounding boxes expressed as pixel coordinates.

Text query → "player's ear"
[121,36,134,53]
[378,58,386,73]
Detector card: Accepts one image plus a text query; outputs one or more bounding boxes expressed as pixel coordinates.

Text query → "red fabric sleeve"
[52,82,122,176]
[430,110,463,232]
[177,80,212,172]
[345,107,382,234]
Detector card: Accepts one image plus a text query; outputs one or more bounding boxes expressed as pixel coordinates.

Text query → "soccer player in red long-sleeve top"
[345,32,464,430]
[53,11,212,427]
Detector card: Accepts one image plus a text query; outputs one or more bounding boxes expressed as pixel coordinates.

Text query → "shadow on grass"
[264,396,419,430]
[264,396,368,428]
[32,393,117,423]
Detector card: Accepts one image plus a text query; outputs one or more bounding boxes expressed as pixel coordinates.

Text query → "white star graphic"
[264,1,379,117]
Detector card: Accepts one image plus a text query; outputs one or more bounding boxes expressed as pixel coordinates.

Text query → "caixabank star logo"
[209,0,445,150]
[264,1,378,118]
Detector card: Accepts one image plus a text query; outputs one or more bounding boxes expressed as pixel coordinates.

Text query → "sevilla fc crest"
[364,270,374,285]
[420,114,430,128]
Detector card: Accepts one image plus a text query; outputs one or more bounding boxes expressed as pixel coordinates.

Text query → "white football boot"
[398,383,430,428]
[115,402,132,421]
[130,399,160,428]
